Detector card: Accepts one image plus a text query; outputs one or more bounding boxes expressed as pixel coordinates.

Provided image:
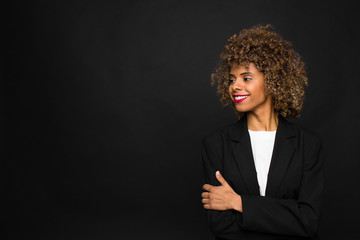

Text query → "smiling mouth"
[233,95,249,103]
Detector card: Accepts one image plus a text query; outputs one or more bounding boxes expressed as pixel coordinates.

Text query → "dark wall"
[4,0,360,239]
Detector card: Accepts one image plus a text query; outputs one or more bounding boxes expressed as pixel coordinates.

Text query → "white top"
[248,130,276,196]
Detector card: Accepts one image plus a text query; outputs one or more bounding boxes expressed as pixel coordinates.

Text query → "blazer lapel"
[265,117,297,197]
[230,115,297,197]
[230,116,260,196]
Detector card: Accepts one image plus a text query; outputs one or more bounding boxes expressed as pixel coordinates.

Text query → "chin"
[234,105,251,112]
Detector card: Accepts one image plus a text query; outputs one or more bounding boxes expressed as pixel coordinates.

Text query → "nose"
[232,80,243,91]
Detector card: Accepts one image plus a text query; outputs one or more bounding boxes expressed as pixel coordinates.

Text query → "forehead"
[229,62,258,74]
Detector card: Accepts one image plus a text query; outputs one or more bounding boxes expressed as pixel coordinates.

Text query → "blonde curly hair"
[210,24,308,119]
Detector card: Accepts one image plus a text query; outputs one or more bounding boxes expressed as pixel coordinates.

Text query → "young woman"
[201,25,324,240]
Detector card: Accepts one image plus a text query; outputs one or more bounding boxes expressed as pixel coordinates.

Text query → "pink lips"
[233,95,249,103]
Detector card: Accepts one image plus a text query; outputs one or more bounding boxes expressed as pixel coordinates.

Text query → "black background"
[3,0,360,239]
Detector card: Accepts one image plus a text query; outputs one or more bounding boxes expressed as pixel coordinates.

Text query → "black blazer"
[201,115,324,240]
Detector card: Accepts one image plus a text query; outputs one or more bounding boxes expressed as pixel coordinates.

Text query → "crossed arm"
[200,136,324,238]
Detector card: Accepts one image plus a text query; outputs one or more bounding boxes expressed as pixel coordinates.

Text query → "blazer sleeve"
[241,136,324,237]
[201,134,244,238]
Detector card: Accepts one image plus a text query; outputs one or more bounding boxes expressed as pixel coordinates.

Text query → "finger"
[216,171,230,187]
[201,192,210,198]
[203,204,212,210]
[202,184,213,191]
[202,198,210,204]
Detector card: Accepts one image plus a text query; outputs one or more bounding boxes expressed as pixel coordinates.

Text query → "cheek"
[252,85,266,98]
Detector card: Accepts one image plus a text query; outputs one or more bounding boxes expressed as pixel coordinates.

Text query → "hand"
[202,171,243,212]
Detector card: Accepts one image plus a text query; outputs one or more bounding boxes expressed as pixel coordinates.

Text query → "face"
[228,63,272,114]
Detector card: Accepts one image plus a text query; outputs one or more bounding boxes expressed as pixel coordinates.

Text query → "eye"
[244,77,252,82]
[228,79,235,84]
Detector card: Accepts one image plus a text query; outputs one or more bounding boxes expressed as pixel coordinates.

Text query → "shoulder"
[201,121,238,146]
[285,119,322,149]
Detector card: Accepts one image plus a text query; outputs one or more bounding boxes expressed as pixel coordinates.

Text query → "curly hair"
[210,24,308,119]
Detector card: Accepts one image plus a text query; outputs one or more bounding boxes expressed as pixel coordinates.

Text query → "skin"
[201,63,278,213]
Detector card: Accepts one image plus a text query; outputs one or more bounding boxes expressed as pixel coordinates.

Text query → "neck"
[247,108,278,131]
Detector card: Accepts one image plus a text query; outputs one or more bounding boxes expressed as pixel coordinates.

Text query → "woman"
[201,25,324,240]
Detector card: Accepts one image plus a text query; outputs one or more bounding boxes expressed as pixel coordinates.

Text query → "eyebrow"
[240,72,253,75]
[229,72,254,76]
